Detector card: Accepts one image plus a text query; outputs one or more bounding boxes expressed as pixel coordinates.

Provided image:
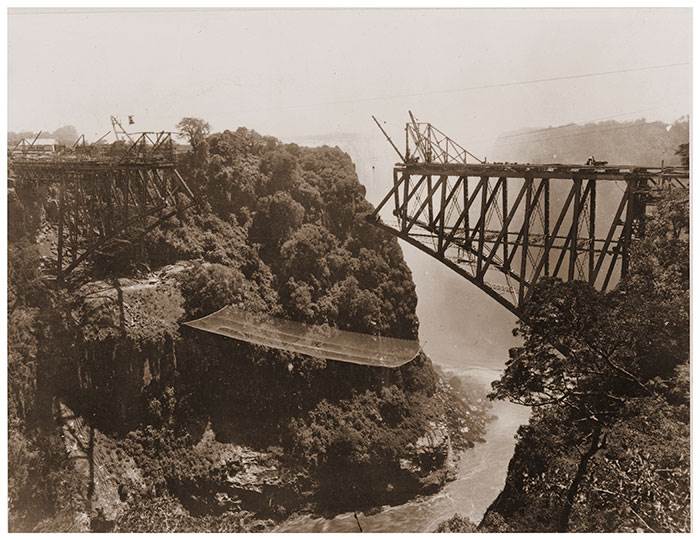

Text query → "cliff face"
[477,187,690,533]
[478,384,690,533]
[68,274,183,427]
[492,117,689,166]
[435,133,690,535]
[8,126,490,532]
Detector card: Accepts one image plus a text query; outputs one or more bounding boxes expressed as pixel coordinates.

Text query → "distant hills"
[492,117,689,167]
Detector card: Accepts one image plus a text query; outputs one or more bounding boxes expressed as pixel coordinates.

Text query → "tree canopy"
[176,117,210,148]
[483,186,689,532]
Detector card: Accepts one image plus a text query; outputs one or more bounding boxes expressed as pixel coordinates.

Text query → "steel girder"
[368,162,689,317]
[11,160,197,282]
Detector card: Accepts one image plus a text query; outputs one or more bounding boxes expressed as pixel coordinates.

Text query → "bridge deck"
[399,162,688,182]
[183,306,421,368]
[10,157,177,174]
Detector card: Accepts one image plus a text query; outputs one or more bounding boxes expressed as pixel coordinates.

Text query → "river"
[275,365,530,533]
[272,135,531,533]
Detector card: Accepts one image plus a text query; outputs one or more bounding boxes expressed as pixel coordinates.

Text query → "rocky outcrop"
[67,265,192,427]
[56,401,147,530]
[399,422,455,493]
[57,262,487,525]
[182,426,303,518]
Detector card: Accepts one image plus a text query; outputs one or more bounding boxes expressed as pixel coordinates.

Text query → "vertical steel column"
[476,176,488,278]
[392,168,401,228]
[519,176,533,305]
[437,176,448,254]
[588,179,596,283]
[404,124,409,161]
[426,175,434,225]
[57,174,65,283]
[637,178,648,239]
[502,177,509,267]
[71,175,82,265]
[464,176,470,248]
[620,177,637,278]
[106,173,114,237]
[568,177,582,281]
[543,178,550,277]
[402,170,410,231]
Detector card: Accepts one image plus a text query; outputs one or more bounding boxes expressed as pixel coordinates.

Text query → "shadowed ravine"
[271,145,532,532]
[275,367,530,533]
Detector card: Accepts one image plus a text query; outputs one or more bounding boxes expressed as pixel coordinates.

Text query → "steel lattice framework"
[10,131,197,282]
[369,114,689,317]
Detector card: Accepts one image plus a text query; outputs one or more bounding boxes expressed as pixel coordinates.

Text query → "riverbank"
[274,368,530,532]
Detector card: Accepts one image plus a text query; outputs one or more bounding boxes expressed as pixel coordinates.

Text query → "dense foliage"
[475,186,690,532]
[435,513,479,533]
[8,244,84,530]
[8,119,483,531]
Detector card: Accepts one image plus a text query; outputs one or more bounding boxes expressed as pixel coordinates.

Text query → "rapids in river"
[274,139,532,532]
[275,366,530,533]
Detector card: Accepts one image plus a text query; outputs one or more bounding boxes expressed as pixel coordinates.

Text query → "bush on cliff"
[141,123,456,511]
[478,186,689,533]
[7,119,482,529]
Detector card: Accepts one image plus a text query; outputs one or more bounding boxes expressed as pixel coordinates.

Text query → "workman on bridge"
[586,155,609,167]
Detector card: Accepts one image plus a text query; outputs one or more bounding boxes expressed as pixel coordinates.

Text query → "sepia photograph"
[4,3,693,533]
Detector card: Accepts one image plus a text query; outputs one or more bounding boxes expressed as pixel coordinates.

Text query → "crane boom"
[372,115,405,163]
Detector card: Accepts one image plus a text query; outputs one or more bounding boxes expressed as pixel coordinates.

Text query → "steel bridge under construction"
[9,122,197,282]
[8,114,688,368]
[369,112,689,316]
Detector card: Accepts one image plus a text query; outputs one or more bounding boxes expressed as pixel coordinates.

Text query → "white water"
[275,366,530,533]
[273,134,531,533]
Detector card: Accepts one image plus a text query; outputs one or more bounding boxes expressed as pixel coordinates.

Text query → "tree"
[280,223,337,285]
[203,156,263,220]
[51,125,79,146]
[675,143,689,167]
[489,187,689,531]
[250,192,305,253]
[176,117,210,148]
[260,149,299,193]
[435,514,479,532]
[178,263,254,318]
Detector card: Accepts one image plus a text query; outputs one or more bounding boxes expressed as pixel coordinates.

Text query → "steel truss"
[369,115,689,317]
[10,132,197,282]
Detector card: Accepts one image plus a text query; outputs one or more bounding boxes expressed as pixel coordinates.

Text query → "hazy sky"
[9,8,691,142]
[8,8,692,370]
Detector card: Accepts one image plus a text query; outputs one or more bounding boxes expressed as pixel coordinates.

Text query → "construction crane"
[110,115,134,143]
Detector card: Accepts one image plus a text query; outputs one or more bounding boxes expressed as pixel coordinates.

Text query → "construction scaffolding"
[369,112,689,316]
[9,124,197,282]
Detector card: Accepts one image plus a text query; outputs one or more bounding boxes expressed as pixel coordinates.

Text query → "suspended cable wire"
[250,62,689,112]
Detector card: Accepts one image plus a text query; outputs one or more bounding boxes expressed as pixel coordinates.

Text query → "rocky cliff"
[8,125,491,531]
